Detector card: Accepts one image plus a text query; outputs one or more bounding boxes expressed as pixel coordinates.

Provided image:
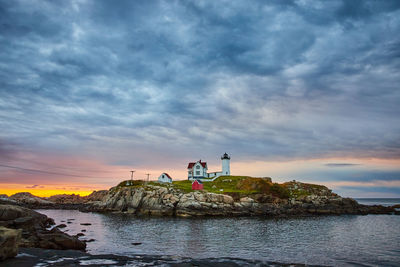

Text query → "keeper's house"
[187,153,231,181]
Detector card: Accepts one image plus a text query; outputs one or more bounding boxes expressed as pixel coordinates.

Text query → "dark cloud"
[25,185,39,189]
[0,0,399,182]
[292,169,400,183]
[325,163,361,167]
[336,186,400,196]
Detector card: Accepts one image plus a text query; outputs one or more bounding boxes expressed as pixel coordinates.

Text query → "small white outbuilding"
[158,173,172,183]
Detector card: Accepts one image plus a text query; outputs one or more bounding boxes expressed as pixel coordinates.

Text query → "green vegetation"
[171,180,193,193]
[117,180,172,191]
[283,181,332,198]
[173,176,290,199]
[173,176,256,194]
[117,180,145,187]
[116,176,331,200]
[286,188,310,198]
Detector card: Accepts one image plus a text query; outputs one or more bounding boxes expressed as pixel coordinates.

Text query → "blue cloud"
[325,163,361,167]
[0,0,399,173]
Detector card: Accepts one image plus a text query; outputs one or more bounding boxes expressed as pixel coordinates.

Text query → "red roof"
[162,173,172,179]
[187,161,207,169]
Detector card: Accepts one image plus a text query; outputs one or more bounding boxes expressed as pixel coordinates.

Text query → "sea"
[36,198,400,266]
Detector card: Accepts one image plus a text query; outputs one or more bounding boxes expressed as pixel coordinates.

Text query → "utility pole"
[130,170,135,186]
[145,173,150,184]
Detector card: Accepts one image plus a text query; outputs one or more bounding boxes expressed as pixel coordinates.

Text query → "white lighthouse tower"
[221,152,231,176]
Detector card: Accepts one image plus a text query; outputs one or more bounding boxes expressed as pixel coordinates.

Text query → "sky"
[0,0,399,197]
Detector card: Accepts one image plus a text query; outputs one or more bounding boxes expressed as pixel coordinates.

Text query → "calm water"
[355,198,400,207]
[37,206,400,266]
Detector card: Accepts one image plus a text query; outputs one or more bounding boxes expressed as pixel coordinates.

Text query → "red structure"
[192,180,203,190]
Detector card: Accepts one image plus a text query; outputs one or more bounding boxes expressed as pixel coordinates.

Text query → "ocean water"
[37,202,400,266]
[355,198,400,207]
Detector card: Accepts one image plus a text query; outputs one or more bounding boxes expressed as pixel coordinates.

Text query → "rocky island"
[84,176,397,216]
[3,176,395,217]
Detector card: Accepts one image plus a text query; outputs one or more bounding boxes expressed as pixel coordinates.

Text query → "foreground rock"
[0,227,21,260]
[84,183,395,217]
[0,205,86,251]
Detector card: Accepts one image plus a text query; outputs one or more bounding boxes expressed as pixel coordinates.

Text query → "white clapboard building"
[187,153,231,181]
[158,173,172,183]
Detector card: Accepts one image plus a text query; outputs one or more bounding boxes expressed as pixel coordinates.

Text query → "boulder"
[0,204,85,251]
[37,228,86,250]
[0,204,51,226]
[0,227,21,261]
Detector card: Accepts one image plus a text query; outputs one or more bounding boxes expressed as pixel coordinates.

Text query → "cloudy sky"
[0,0,399,197]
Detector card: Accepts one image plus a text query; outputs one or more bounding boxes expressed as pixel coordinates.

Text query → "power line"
[0,163,119,179]
[2,158,119,173]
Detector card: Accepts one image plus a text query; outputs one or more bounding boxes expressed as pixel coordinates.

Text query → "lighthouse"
[187,153,231,180]
[221,152,230,175]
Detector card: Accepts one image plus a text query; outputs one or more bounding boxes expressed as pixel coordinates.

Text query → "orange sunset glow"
[1,156,399,198]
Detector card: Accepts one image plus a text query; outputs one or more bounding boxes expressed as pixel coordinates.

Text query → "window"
[196,165,200,169]
[196,171,200,175]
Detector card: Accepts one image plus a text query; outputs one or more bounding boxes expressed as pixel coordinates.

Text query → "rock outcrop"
[9,192,52,206]
[47,194,86,204]
[0,227,21,260]
[46,190,108,204]
[0,205,86,251]
[85,190,108,202]
[85,185,395,217]
[7,190,109,210]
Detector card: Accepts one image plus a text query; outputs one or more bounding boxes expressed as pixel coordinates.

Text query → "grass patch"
[283,181,333,198]
[203,176,257,194]
[117,180,145,187]
[172,176,255,194]
[173,176,289,198]
[114,176,335,200]
[172,180,193,193]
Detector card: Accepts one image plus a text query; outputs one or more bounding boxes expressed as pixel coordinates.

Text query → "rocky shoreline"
[82,184,398,217]
[1,181,398,217]
[0,204,86,261]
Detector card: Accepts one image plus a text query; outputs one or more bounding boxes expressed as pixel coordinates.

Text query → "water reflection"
[37,210,400,266]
